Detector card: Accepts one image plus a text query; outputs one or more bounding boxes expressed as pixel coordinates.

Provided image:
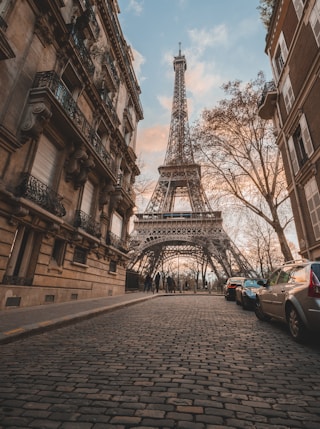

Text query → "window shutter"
[293,0,304,19]
[271,57,279,83]
[310,6,320,47]
[283,76,294,113]
[288,136,299,175]
[81,180,94,214]
[300,114,314,157]
[111,212,123,237]
[279,32,288,63]
[31,136,58,186]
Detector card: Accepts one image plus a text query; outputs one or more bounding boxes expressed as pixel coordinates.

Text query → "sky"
[117,0,273,211]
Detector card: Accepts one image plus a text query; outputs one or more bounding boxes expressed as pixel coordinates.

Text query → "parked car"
[254,260,320,342]
[235,278,265,310]
[224,277,246,301]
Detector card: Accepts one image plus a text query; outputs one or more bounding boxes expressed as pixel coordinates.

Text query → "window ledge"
[71,261,89,268]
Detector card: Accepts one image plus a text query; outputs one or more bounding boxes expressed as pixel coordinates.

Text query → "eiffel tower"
[129,46,254,280]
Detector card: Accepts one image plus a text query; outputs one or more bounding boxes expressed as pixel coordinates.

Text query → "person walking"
[155,272,160,293]
[144,273,152,292]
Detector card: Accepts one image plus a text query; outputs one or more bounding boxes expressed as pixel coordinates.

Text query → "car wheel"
[287,305,306,342]
[254,299,270,321]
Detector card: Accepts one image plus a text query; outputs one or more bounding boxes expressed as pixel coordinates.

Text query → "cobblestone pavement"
[1,295,320,429]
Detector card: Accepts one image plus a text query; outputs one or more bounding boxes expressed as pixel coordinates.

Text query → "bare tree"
[240,211,290,277]
[192,72,294,262]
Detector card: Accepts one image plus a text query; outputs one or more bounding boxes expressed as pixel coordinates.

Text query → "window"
[111,212,123,238]
[272,32,288,81]
[292,0,305,20]
[288,114,314,175]
[282,75,295,113]
[31,135,58,187]
[81,179,95,215]
[305,177,320,240]
[51,239,66,267]
[109,260,117,273]
[3,226,42,286]
[73,246,88,265]
[0,0,12,19]
[310,0,320,46]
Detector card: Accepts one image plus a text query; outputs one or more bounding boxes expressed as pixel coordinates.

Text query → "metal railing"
[16,173,66,218]
[33,71,116,173]
[68,26,95,75]
[258,80,277,108]
[106,231,129,252]
[74,210,101,237]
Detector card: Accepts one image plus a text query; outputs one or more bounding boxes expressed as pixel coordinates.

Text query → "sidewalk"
[0,291,158,345]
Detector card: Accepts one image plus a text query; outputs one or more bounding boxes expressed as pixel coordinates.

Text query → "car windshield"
[243,279,261,288]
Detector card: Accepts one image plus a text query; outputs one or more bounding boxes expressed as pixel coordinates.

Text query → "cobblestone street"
[1,294,320,428]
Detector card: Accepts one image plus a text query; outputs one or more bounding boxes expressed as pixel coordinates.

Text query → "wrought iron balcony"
[32,71,116,173]
[0,16,15,60]
[82,0,100,38]
[103,51,120,88]
[16,173,66,217]
[106,231,129,253]
[68,26,95,75]
[258,81,277,120]
[104,0,143,117]
[74,210,101,238]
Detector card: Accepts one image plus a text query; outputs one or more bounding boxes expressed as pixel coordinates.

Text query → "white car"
[255,260,320,342]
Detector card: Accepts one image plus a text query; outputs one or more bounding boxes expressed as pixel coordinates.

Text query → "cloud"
[157,95,172,112]
[127,0,144,15]
[131,47,146,83]
[137,124,169,154]
[135,124,169,183]
[186,61,223,98]
[188,25,228,57]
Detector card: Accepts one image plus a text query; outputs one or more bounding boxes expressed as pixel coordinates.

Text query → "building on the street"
[0,0,143,309]
[259,0,320,260]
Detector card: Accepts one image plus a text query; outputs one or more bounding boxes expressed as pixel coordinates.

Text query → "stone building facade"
[259,0,320,260]
[0,0,143,309]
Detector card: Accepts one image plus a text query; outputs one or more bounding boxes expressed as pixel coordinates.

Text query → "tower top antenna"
[179,42,181,56]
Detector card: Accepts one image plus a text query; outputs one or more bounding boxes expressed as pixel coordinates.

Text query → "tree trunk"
[273,222,293,262]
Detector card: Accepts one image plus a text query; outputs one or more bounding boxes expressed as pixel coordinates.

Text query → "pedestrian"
[167,275,174,293]
[144,273,152,292]
[155,272,160,293]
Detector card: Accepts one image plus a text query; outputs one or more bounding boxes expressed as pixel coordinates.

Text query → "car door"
[259,268,282,314]
[267,266,294,320]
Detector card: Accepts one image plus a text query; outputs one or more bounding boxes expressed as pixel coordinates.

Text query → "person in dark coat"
[144,273,152,292]
[155,272,161,293]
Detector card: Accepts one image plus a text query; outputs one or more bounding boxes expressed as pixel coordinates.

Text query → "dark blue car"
[235,278,265,310]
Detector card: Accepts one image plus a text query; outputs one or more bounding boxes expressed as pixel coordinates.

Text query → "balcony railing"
[33,71,116,173]
[104,0,143,116]
[258,81,277,120]
[258,81,277,108]
[16,173,66,217]
[82,0,100,38]
[74,210,101,237]
[68,26,95,75]
[106,231,129,253]
[104,50,120,86]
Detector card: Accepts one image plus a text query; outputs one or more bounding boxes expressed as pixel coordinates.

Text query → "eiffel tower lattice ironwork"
[129,46,255,279]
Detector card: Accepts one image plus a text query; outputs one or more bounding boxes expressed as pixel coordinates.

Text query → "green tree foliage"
[257,0,277,29]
